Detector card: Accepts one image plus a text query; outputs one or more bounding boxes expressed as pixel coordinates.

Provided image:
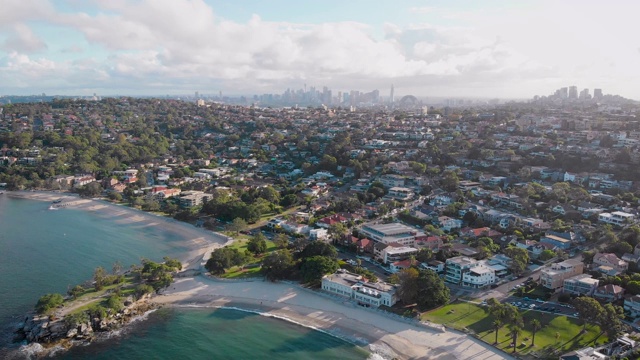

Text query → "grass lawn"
[221,265,263,279]
[422,302,607,357]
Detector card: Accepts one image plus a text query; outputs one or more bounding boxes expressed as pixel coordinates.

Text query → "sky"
[1,0,639,99]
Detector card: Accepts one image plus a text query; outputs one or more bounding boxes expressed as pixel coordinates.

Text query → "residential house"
[593,253,628,275]
[540,234,572,250]
[434,216,462,232]
[462,264,496,288]
[593,284,625,302]
[420,260,445,273]
[624,295,640,318]
[386,187,414,201]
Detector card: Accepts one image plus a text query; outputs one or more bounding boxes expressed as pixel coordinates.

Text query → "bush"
[36,293,64,314]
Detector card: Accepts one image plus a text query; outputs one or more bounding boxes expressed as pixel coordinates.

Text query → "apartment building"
[359,222,426,247]
[563,274,599,296]
[445,256,495,288]
[540,258,584,290]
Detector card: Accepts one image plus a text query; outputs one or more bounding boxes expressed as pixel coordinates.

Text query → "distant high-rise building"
[560,87,568,99]
[569,86,578,99]
[195,91,199,99]
[389,84,394,104]
[579,88,590,100]
[594,88,603,100]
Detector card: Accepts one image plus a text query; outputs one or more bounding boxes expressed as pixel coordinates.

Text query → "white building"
[378,174,405,188]
[321,270,397,307]
[309,228,328,241]
[359,222,426,247]
[380,246,418,265]
[599,211,635,226]
[462,264,496,288]
[386,187,414,201]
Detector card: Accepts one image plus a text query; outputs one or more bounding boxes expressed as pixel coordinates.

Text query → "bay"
[0,195,368,359]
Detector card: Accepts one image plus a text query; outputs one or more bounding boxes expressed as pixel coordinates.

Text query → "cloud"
[2,24,48,53]
[1,0,636,98]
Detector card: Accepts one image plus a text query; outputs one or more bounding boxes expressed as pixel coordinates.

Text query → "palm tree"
[530,319,541,347]
[492,319,503,345]
[509,325,522,353]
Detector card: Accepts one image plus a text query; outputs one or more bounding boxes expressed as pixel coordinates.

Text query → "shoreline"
[6,190,231,270]
[6,190,513,360]
[152,276,515,360]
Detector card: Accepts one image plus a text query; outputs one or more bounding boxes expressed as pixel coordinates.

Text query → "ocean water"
[0,196,368,359]
[59,308,368,360]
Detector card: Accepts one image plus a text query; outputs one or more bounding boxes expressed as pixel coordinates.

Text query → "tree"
[300,241,337,259]
[328,222,347,242]
[415,248,433,263]
[538,249,556,262]
[247,233,268,255]
[509,325,522,353]
[493,319,503,345]
[280,194,298,208]
[396,268,420,304]
[503,247,530,276]
[530,319,541,346]
[93,266,107,291]
[598,303,625,339]
[261,249,295,281]
[300,256,338,284]
[205,247,246,275]
[441,169,460,192]
[68,285,84,300]
[36,293,64,314]
[135,284,155,299]
[572,297,604,331]
[273,233,289,249]
[226,217,247,235]
[626,281,640,295]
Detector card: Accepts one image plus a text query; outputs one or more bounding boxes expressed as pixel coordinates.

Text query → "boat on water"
[52,199,62,204]
[48,205,58,210]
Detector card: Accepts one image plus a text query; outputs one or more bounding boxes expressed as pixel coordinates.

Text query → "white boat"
[48,205,58,210]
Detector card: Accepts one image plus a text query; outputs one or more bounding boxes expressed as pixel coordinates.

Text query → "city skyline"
[1,0,639,99]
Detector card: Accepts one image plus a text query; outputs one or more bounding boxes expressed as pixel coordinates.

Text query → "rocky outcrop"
[16,295,158,356]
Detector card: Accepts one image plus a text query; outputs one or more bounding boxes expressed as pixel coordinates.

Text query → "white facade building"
[321,270,397,307]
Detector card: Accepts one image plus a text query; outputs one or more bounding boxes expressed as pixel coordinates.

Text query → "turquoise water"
[59,308,368,360]
[0,196,368,359]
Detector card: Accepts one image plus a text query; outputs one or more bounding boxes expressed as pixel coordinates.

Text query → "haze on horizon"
[1,0,639,100]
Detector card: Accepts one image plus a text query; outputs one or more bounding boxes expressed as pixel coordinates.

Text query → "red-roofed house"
[593,284,625,302]
[356,238,374,254]
[390,259,413,273]
[316,214,348,229]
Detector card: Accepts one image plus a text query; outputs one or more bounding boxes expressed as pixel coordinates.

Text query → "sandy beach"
[7,191,513,360]
[155,276,514,360]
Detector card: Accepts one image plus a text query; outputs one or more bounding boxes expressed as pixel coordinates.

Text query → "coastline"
[6,191,231,270]
[6,190,513,360]
[153,276,515,360]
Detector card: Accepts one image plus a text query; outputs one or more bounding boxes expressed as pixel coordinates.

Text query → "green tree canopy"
[300,256,338,284]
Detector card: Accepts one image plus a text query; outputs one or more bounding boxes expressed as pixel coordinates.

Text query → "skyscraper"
[568,86,578,99]
[389,84,394,105]
[594,88,603,100]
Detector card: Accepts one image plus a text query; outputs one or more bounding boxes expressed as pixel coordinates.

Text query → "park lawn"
[422,302,607,357]
[227,237,278,254]
[221,265,262,279]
